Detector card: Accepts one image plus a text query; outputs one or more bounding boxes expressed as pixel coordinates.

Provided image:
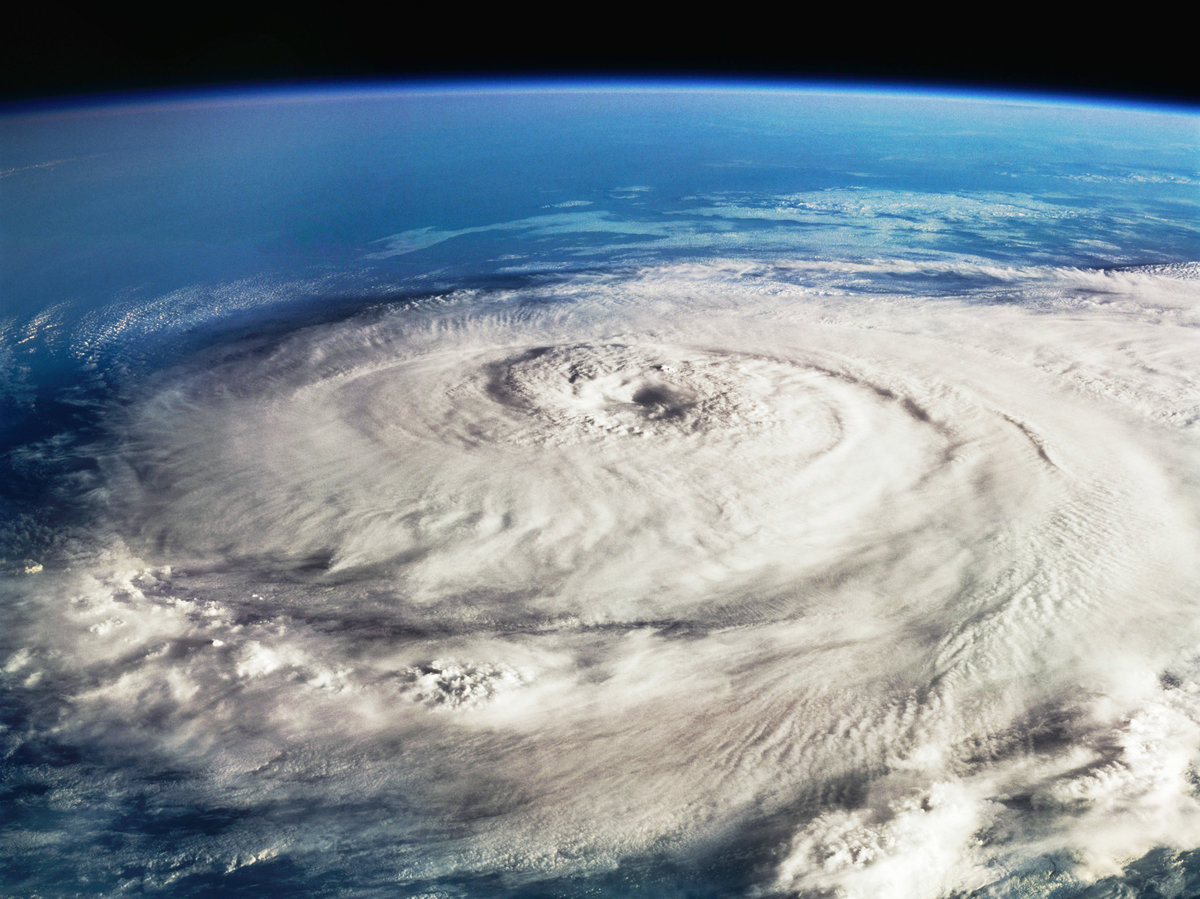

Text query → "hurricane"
[2,86,1199,897]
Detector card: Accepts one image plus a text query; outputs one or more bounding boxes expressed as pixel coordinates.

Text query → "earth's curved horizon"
[2,81,1199,897]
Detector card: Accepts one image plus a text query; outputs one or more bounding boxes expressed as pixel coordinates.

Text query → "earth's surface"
[2,84,1199,897]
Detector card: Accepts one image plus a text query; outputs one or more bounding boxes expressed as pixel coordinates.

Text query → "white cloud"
[7,258,1200,893]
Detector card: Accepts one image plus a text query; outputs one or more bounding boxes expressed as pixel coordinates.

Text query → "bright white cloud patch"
[6,258,1199,894]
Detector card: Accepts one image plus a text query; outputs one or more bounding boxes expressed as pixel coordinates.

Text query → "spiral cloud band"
[8,255,1199,895]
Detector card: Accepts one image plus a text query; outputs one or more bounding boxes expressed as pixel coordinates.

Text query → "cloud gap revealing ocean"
[2,86,1199,897]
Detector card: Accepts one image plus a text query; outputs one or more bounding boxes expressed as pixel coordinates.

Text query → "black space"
[2,10,1197,108]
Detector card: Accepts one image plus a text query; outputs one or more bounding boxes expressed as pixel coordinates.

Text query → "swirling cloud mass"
[2,89,1199,897]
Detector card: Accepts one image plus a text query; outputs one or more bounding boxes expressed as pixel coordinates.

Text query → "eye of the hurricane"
[629,383,693,420]
[471,343,768,443]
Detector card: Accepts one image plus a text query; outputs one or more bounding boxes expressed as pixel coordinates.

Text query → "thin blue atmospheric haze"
[2,82,1199,897]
